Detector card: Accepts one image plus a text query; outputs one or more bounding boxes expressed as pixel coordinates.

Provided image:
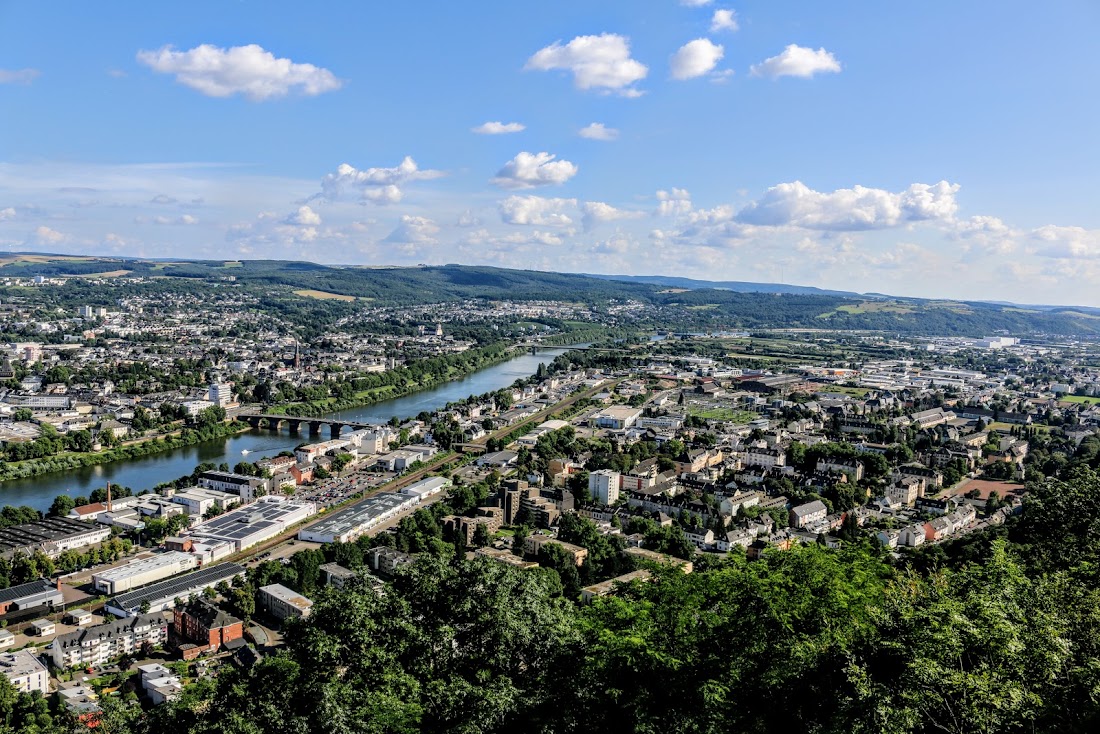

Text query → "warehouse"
[92,552,199,595]
[0,517,111,559]
[105,563,245,617]
[298,492,417,544]
[187,497,316,552]
[0,579,64,616]
[401,476,450,500]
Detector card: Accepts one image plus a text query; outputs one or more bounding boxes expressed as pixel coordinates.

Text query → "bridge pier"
[286,419,301,433]
[308,421,322,435]
[329,423,344,439]
[247,416,262,429]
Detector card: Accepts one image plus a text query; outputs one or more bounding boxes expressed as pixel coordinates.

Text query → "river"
[1,347,570,513]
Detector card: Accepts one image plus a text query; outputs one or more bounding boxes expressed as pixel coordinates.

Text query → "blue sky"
[2,0,1099,304]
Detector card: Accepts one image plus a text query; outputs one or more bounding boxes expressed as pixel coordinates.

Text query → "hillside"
[3,254,1100,336]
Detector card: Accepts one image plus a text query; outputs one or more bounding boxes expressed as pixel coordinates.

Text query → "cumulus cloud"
[0,68,40,85]
[525,34,648,96]
[670,39,725,80]
[34,226,65,244]
[710,9,739,32]
[735,180,959,230]
[578,122,619,141]
[472,121,525,134]
[456,210,482,227]
[750,44,842,79]
[285,205,321,226]
[383,215,440,245]
[152,214,199,225]
[582,201,645,231]
[136,44,342,100]
[149,194,178,205]
[1031,225,1100,259]
[680,0,713,6]
[656,188,693,217]
[0,207,16,221]
[491,152,578,189]
[321,157,443,204]
[499,195,577,226]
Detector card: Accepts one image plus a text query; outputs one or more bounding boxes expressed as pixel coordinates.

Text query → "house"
[174,598,245,659]
[743,446,785,469]
[886,477,923,506]
[0,650,49,695]
[258,584,313,621]
[899,524,926,547]
[816,458,864,481]
[789,500,828,529]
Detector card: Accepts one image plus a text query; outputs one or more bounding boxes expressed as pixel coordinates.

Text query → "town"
[2,270,1098,727]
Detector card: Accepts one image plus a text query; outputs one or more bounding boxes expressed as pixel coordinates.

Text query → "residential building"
[173,598,244,659]
[588,469,621,505]
[0,650,48,695]
[789,500,828,529]
[52,613,171,669]
[258,584,313,621]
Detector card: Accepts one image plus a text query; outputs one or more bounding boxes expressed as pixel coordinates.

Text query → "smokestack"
[56,577,62,592]
[106,482,112,513]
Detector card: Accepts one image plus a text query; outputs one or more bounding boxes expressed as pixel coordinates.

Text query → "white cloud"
[0,68,40,85]
[578,122,619,141]
[656,188,693,217]
[525,34,648,96]
[750,44,842,79]
[1031,225,1100,259]
[736,180,959,230]
[491,152,578,189]
[34,226,65,244]
[0,207,16,221]
[680,0,713,6]
[472,121,525,135]
[582,201,645,231]
[321,157,443,203]
[456,210,482,227]
[149,194,178,205]
[670,39,725,80]
[136,44,342,100]
[383,215,440,245]
[710,9,739,32]
[152,214,199,225]
[285,205,321,226]
[499,195,577,226]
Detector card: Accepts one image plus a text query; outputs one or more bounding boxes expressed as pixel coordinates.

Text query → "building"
[743,446,786,469]
[138,663,183,704]
[207,382,234,407]
[196,471,270,502]
[580,570,652,603]
[789,500,828,529]
[623,546,694,572]
[886,477,923,506]
[29,619,55,636]
[523,535,588,566]
[188,497,316,553]
[401,476,450,500]
[105,563,245,617]
[258,584,313,621]
[170,488,240,517]
[591,406,643,430]
[173,598,244,659]
[815,459,865,481]
[298,492,417,544]
[0,579,64,616]
[92,552,199,595]
[52,613,171,670]
[0,517,111,559]
[0,650,49,695]
[65,608,93,626]
[0,630,13,650]
[319,563,358,589]
[588,469,621,506]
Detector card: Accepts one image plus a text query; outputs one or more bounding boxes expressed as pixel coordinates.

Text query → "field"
[815,385,870,397]
[945,478,1026,501]
[836,301,916,315]
[69,269,131,278]
[293,289,357,302]
[1059,394,1100,405]
[686,405,758,423]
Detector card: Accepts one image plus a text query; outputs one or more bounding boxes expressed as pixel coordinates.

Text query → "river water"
[1,347,569,513]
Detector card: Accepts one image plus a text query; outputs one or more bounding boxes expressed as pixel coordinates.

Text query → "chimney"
[106,482,112,513]
[56,577,62,592]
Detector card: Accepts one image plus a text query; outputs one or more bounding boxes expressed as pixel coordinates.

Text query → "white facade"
[588,470,621,506]
[0,650,49,695]
[208,382,234,406]
[92,552,199,595]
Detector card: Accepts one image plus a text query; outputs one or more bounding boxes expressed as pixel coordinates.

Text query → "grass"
[687,406,758,422]
[988,421,1051,434]
[836,301,916,315]
[685,304,719,311]
[816,385,870,397]
[1059,394,1100,405]
[293,289,357,302]
[222,261,243,268]
[69,269,131,278]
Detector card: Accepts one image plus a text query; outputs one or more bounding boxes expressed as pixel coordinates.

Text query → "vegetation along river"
[1,347,570,513]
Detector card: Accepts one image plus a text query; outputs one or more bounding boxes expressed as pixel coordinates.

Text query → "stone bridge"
[239,413,376,439]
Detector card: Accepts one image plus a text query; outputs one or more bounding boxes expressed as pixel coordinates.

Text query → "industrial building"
[169,487,240,517]
[258,583,313,621]
[92,552,199,595]
[196,471,270,502]
[52,613,171,670]
[104,563,245,617]
[297,492,417,544]
[0,517,111,559]
[187,497,316,552]
[0,578,64,616]
[401,476,450,500]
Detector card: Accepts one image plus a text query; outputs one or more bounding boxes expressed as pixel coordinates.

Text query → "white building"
[588,469,621,506]
[92,552,199,595]
[0,650,49,695]
[52,614,171,670]
[259,583,313,621]
[208,382,234,407]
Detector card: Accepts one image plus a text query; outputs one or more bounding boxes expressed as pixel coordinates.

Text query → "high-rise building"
[208,382,233,407]
[588,470,621,506]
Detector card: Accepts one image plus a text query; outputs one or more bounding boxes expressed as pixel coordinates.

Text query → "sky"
[2,0,1099,305]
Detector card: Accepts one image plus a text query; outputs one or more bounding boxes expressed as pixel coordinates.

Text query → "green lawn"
[1060,394,1100,405]
[687,406,758,422]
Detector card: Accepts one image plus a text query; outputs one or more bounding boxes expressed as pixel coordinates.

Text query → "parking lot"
[293,470,396,508]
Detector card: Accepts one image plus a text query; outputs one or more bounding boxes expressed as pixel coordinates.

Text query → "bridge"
[238,413,378,439]
[520,343,640,355]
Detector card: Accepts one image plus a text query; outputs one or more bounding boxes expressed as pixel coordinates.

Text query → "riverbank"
[0,421,251,483]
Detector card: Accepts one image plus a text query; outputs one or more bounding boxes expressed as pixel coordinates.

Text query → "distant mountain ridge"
[582,273,861,298]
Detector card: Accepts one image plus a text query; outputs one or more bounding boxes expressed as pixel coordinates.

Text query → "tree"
[12,408,33,423]
[472,522,491,548]
[48,494,76,518]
